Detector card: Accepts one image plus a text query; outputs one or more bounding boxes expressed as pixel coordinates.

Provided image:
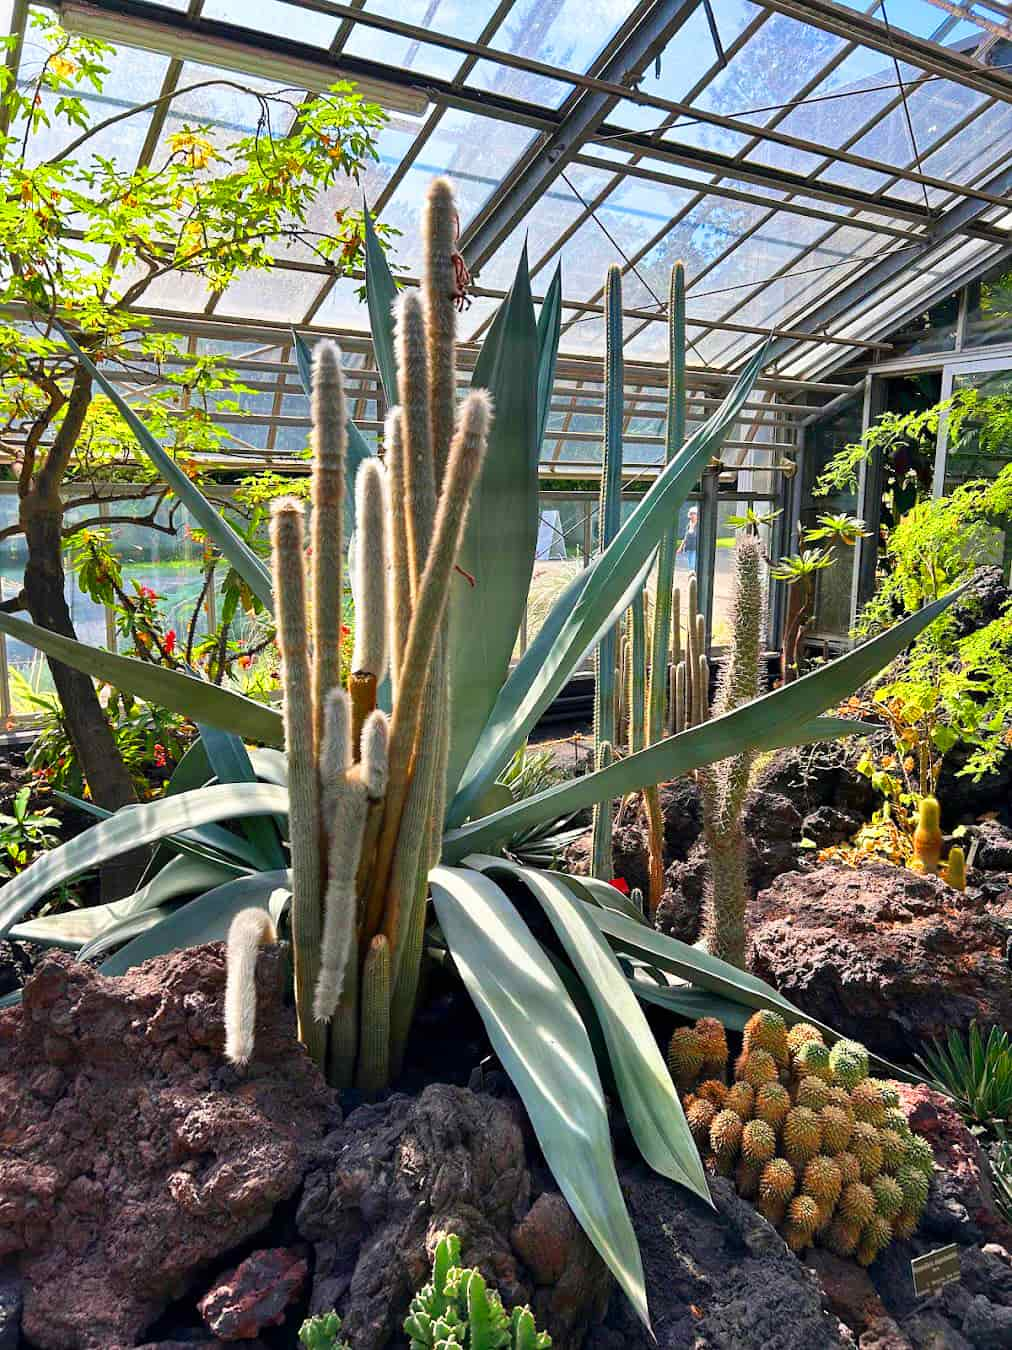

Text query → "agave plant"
[0,179,963,1327]
[917,1022,1012,1128]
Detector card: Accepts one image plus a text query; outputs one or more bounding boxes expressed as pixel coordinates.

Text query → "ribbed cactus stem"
[423,177,458,485]
[310,340,346,750]
[648,261,685,748]
[356,934,391,1098]
[352,458,389,682]
[630,590,646,755]
[223,907,277,1066]
[396,289,436,594]
[385,409,412,694]
[270,497,325,1067]
[673,660,686,734]
[694,652,709,726]
[388,858,430,1079]
[590,740,614,879]
[686,574,699,726]
[368,392,490,946]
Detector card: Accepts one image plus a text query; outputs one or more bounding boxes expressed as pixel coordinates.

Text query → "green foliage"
[404,1233,551,1350]
[298,1310,350,1350]
[14,670,192,800]
[0,784,60,876]
[993,1128,1012,1226]
[916,1023,1012,1129]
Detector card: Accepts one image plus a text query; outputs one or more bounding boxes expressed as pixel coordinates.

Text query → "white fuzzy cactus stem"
[310,339,346,749]
[385,409,412,692]
[270,496,325,1067]
[352,458,389,681]
[314,699,388,1023]
[395,289,436,594]
[423,177,458,484]
[224,907,277,1066]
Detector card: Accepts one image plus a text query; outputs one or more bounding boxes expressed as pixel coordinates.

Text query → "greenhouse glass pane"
[964,257,1012,350]
[379,110,536,270]
[343,0,502,81]
[202,0,340,46]
[470,0,641,109]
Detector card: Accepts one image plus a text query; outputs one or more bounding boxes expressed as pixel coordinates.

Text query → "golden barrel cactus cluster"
[669,1013,935,1265]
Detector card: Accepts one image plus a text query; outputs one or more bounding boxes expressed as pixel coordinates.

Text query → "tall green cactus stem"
[590,740,614,879]
[591,265,624,879]
[642,262,686,908]
[396,289,436,595]
[310,339,346,752]
[388,858,429,1079]
[223,907,277,1066]
[369,392,490,954]
[270,497,326,1067]
[356,933,391,1098]
[685,573,699,727]
[350,458,389,753]
[700,536,766,968]
[385,409,412,694]
[423,177,458,485]
[629,590,647,755]
[673,659,686,734]
[314,695,388,1024]
[695,652,709,726]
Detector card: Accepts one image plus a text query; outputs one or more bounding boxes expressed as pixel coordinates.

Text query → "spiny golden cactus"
[670,1015,936,1266]
[941,844,967,891]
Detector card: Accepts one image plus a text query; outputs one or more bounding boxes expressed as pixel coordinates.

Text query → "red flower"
[164,629,176,654]
[340,624,350,637]
[153,743,167,768]
[609,877,630,895]
[239,655,251,669]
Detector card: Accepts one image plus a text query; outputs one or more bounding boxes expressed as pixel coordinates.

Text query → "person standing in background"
[678,504,698,575]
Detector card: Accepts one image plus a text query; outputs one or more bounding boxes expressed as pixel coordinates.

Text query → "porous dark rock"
[748,863,1012,1058]
[802,806,865,851]
[587,1171,853,1348]
[197,1246,308,1340]
[753,740,877,823]
[0,945,336,1350]
[0,1270,21,1350]
[297,1083,609,1350]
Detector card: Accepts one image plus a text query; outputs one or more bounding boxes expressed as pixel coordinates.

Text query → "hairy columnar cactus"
[699,536,766,968]
[223,908,277,1065]
[271,496,326,1066]
[356,933,391,1097]
[591,264,624,879]
[349,458,390,753]
[310,340,346,751]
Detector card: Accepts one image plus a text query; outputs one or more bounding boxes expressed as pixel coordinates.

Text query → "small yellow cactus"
[911,795,943,874]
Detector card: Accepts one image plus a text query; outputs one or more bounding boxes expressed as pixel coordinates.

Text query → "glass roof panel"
[342,0,503,81]
[379,108,536,271]
[201,0,340,46]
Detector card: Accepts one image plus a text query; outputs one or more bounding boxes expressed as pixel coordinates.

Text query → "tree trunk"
[21,491,138,812]
[19,363,143,897]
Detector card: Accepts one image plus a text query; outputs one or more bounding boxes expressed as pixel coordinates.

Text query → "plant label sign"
[911,1244,960,1297]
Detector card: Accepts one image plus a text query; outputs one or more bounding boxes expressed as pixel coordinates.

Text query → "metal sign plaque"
[911,1244,961,1297]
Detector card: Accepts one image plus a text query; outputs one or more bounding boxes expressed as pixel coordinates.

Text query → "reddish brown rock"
[748,863,1012,1058]
[0,946,336,1350]
[198,1246,308,1340]
[297,1084,610,1350]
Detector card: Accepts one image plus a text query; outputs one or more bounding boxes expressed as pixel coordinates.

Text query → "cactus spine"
[698,536,766,968]
[590,265,624,879]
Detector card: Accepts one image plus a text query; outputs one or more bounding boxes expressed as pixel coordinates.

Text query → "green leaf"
[451,342,769,821]
[444,583,961,859]
[446,247,540,798]
[363,201,398,406]
[98,869,291,977]
[429,864,651,1330]
[629,978,752,1030]
[466,855,710,1200]
[198,724,287,869]
[535,264,563,452]
[0,610,282,745]
[0,783,289,935]
[9,854,233,950]
[444,716,869,862]
[248,747,288,786]
[54,321,273,612]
